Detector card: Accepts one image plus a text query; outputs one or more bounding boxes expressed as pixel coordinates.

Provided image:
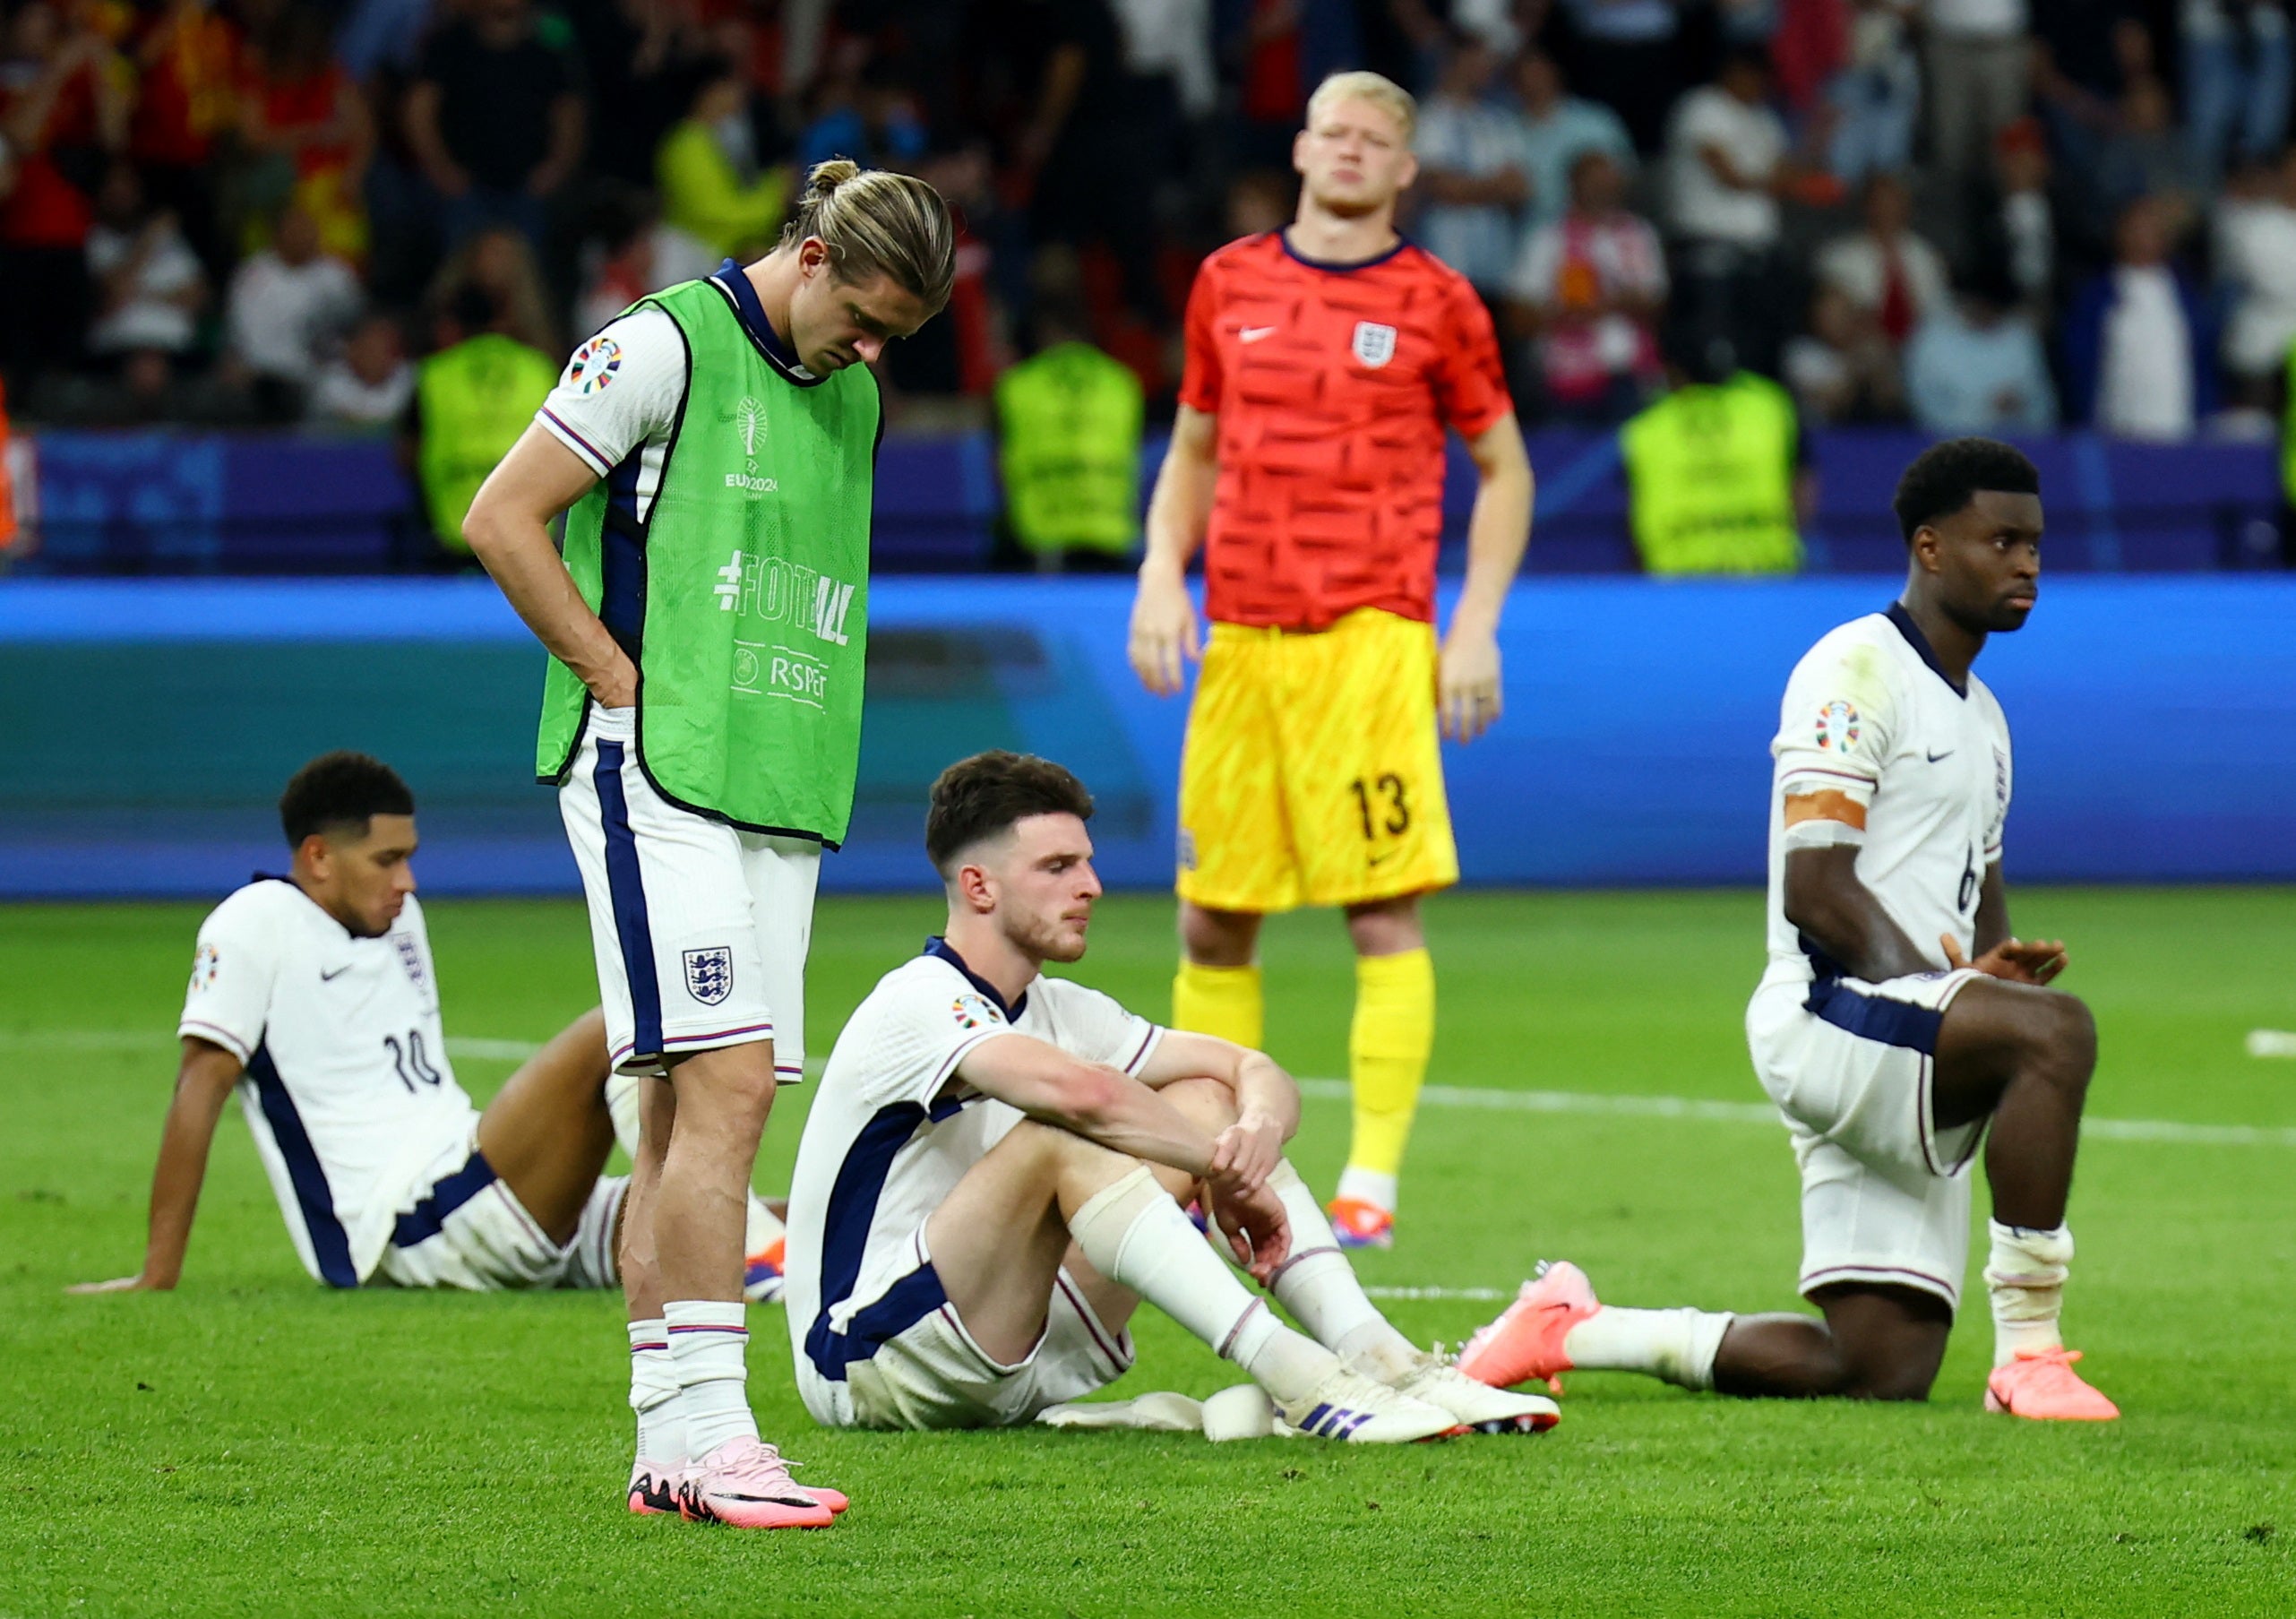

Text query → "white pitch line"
[1293,1077,2296,1149]
[2249,1029,2296,1059]
[1362,1286,1508,1302]
[13,1030,2294,1147]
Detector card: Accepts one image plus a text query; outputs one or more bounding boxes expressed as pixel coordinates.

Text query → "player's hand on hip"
[1206,1177,1291,1283]
[588,654,640,711]
[1941,933,2068,985]
[1438,624,1503,743]
[1127,568,1200,697]
[1207,1111,1285,1196]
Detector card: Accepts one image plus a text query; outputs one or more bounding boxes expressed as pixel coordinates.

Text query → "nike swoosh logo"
[320,966,349,981]
[1239,326,1277,343]
[1925,750,1954,763]
[1367,851,1395,867]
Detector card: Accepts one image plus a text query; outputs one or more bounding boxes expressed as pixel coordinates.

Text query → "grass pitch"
[3,888,2292,1617]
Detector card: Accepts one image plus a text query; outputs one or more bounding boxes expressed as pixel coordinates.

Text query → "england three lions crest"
[1352,322,1397,368]
[683,947,735,1006]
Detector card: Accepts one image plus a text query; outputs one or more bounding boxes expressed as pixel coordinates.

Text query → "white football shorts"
[559,704,819,1079]
[823,1227,1135,1431]
[373,1132,624,1290]
[1746,963,1986,1312]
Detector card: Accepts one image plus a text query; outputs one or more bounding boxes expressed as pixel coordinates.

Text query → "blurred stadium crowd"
[1,0,2292,444]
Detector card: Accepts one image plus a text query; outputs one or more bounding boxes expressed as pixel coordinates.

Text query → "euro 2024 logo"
[735,396,765,468]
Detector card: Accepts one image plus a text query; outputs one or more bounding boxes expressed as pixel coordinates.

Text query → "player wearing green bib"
[464,160,954,1530]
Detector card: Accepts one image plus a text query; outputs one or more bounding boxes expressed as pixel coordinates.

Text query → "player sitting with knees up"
[782,751,1558,1442]
[74,752,647,1295]
[1460,439,2117,1422]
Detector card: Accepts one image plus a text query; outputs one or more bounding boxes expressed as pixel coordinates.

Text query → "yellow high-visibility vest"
[416,333,559,553]
[994,341,1144,558]
[1621,373,1803,576]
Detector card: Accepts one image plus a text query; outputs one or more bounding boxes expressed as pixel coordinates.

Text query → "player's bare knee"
[1180,903,1259,966]
[1157,1074,1240,1132]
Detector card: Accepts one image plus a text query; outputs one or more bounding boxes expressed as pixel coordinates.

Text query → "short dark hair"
[924,751,1094,874]
[280,752,415,847]
[1892,438,2041,545]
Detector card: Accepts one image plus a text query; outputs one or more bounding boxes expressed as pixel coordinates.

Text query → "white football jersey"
[1763,605,2013,981]
[785,940,1162,1425]
[179,880,480,1285]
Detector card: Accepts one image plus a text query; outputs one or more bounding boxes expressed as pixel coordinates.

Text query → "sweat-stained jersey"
[1177,232,1512,631]
[1761,604,2015,983]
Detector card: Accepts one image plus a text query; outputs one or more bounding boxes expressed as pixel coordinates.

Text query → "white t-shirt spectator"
[1926,0,2027,37]
[1417,95,1533,289]
[1814,230,1950,338]
[2215,191,2296,376]
[2097,267,2195,440]
[1667,86,1786,249]
[1508,211,1666,398]
[87,221,204,354]
[306,357,416,426]
[227,249,364,385]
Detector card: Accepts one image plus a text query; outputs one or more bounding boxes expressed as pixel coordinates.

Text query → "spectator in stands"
[2211,152,2296,421]
[1784,283,1905,422]
[1664,47,1793,375]
[992,289,1143,572]
[238,3,374,264]
[403,0,585,250]
[224,200,363,419]
[1552,0,1685,154]
[1504,148,1665,425]
[126,0,245,277]
[84,160,206,364]
[565,0,716,192]
[1415,37,1531,299]
[0,0,126,384]
[2063,195,2216,441]
[1904,263,2057,432]
[2183,1,2292,178]
[1813,172,1948,353]
[796,53,928,176]
[2092,76,2200,233]
[658,67,788,261]
[1803,0,1919,188]
[1508,47,1633,236]
[573,184,711,337]
[1621,324,1811,575]
[426,223,557,359]
[307,306,414,428]
[1922,0,2032,191]
[2028,0,2152,177]
[408,284,557,560]
[1973,118,2062,320]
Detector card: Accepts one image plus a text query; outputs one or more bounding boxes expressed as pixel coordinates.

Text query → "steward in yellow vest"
[414,291,560,555]
[993,332,1143,570]
[1621,369,1806,575]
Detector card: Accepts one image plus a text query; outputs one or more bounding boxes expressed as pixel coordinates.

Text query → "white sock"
[1983,1219,2071,1367]
[606,1071,643,1158]
[1070,1166,1338,1404]
[664,1299,757,1460]
[1562,1306,1734,1391]
[627,1319,684,1463]
[1335,1165,1398,1214]
[1265,1163,1418,1381]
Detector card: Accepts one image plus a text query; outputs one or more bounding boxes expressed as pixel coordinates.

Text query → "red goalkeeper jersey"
[1177,231,1512,630]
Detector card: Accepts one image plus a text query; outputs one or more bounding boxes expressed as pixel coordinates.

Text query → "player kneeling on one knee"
[783,750,1557,1442]
[72,753,633,1296]
[1460,439,2116,1422]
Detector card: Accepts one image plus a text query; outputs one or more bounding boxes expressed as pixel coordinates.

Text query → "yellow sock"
[1344,948,1434,1198]
[1173,960,1264,1051]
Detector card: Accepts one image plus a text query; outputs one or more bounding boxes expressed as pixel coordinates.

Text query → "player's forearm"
[139,1091,228,1287]
[467,514,632,702]
[1784,850,1935,982]
[1231,1052,1301,1141]
[1140,455,1214,580]
[1054,1074,1218,1181]
[1453,443,1533,637]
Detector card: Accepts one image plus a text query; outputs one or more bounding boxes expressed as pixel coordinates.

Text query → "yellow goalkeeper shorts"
[1175,607,1458,913]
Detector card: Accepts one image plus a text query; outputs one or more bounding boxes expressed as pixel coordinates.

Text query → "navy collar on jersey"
[709,260,821,387]
[923,936,1029,1021]
[1276,228,1412,273]
[1886,601,1967,700]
